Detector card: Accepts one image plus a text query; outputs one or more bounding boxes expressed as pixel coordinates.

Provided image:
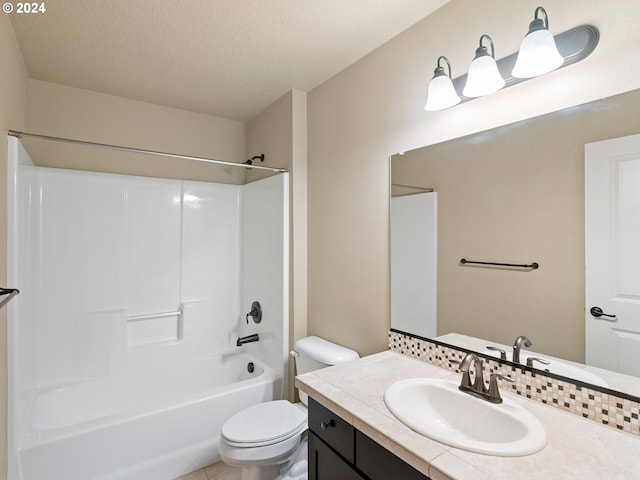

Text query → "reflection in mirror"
[390,88,640,397]
[390,191,437,338]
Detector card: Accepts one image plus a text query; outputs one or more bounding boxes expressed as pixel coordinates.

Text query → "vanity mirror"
[390,88,640,397]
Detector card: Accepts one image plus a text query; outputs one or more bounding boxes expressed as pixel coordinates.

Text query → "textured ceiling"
[10,0,449,121]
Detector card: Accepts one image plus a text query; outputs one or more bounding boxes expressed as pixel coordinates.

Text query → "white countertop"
[295,350,640,480]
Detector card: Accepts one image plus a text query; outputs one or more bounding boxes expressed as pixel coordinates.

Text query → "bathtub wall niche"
[7,137,289,479]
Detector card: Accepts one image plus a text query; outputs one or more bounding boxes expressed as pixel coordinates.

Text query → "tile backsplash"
[389,330,640,437]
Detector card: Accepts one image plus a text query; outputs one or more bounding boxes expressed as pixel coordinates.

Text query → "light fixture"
[463,35,505,97]
[512,6,564,78]
[423,7,599,113]
[424,56,460,111]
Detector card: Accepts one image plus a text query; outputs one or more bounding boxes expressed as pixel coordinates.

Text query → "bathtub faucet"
[237,333,259,347]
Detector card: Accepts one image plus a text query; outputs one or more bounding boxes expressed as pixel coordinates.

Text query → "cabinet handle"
[320,419,335,431]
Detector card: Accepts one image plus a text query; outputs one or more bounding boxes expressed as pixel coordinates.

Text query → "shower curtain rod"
[8,130,287,173]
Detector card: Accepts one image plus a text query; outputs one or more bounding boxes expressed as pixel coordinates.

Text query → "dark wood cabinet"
[355,430,429,480]
[308,398,430,480]
[308,397,355,463]
[308,431,364,480]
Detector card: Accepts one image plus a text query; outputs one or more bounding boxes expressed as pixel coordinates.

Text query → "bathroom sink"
[384,379,547,456]
[518,353,607,387]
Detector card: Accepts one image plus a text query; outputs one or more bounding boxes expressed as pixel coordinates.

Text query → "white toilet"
[219,336,359,480]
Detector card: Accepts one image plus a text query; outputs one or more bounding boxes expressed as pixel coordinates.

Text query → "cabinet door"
[356,431,430,480]
[308,398,355,463]
[308,432,363,480]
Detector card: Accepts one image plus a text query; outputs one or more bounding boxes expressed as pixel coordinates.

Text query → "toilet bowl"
[219,401,307,468]
[219,336,359,480]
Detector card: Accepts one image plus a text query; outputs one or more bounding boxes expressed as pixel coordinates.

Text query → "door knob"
[590,306,617,319]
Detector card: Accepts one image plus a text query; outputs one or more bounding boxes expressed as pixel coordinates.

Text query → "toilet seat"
[221,400,307,448]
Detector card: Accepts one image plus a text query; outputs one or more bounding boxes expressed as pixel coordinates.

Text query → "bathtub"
[15,352,280,480]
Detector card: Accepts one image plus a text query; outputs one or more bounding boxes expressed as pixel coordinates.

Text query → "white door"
[585,133,640,376]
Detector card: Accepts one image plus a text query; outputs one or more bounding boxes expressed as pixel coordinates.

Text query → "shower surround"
[7,137,289,480]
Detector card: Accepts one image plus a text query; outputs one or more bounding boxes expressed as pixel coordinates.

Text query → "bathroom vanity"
[308,397,428,479]
[296,350,640,480]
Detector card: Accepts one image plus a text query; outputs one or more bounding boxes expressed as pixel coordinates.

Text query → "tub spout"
[236,333,259,346]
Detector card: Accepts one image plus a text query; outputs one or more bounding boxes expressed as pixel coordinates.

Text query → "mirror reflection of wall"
[390,88,640,369]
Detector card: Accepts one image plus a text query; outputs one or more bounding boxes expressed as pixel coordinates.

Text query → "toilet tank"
[294,336,359,374]
[293,336,359,405]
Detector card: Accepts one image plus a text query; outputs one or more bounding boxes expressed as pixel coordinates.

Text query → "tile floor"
[175,461,241,480]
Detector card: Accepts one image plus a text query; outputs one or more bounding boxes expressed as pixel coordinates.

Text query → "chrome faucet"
[512,335,532,364]
[526,357,551,369]
[457,353,513,404]
[236,333,259,346]
[486,346,507,360]
[458,353,486,393]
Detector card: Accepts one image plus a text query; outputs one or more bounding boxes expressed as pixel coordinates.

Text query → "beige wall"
[26,80,247,184]
[0,15,28,480]
[246,92,293,182]
[392,90,640,363]
[245,90,307,400]
[307,0,640,357]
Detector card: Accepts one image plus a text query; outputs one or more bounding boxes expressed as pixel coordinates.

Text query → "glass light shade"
[512,29,564,78]
[425,74,460,111]
[462,55,505,97]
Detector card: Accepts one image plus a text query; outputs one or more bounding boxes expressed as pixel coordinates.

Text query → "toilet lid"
[222,400,307,446]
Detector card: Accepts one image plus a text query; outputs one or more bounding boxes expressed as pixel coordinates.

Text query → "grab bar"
[126,310,182,322]
[460,258,539,269]
[0,288,19,310]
